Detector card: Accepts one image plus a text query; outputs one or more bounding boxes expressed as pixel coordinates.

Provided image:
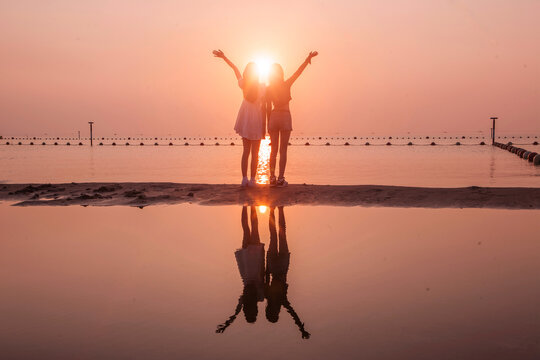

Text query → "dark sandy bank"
[0,183,539,209]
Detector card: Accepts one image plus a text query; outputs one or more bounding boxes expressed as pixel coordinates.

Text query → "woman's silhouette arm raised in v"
[213,49,242,80]
[286,51,318,86]
[216,296,243,333]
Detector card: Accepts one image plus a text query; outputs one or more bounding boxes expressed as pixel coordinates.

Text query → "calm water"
[1,204,539,360]
[1,141,539,186]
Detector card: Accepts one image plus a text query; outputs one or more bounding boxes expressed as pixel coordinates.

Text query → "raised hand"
[212,49,225,58]
[306,51,318,64]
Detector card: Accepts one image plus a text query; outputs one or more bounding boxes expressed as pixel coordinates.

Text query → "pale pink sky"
[1,0,539,137]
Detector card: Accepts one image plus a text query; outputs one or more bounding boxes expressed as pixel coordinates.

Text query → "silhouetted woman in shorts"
[266,51,318,186]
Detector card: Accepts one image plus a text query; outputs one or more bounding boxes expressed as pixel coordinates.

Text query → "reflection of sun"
[255,57,273,84]
[258,205,267,214]
[256,136,271,184]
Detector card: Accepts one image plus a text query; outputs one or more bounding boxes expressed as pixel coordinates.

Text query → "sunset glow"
[255,136,271,184]
[254,57,273,84]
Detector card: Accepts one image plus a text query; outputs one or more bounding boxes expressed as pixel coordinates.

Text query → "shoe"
[241,177,249,187]
[276,177,288,187]
[248,178,257,187]
[269,175,277,187]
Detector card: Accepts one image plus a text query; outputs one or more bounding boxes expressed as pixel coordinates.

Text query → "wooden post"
[89,122,94,146]
[490,117,497,145]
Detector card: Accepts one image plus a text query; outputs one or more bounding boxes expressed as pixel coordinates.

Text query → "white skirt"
[234,99,264,140]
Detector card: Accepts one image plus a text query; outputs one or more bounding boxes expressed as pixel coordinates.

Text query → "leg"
[268,207,278,255]
[278,131,291,179]
[250,140,261,179]
[241,206,250,248]
[269,130,280,178]
[241,138,251,178]
[249,206,261,245]
[278,206,288,253]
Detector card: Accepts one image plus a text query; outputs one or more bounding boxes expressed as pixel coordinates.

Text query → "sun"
[254,57,273,84]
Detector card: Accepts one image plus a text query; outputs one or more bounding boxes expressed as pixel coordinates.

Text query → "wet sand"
[0,182,539,209]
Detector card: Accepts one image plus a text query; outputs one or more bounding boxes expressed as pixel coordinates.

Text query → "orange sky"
[1,0,539,137]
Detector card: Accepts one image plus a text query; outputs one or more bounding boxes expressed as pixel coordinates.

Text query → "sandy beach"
[1,182,539,209]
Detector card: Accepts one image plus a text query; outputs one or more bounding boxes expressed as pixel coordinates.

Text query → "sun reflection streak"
[256,136,271,184]
[258,205,267,213]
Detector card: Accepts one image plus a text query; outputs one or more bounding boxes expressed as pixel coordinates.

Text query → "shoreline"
[1,182,539,209]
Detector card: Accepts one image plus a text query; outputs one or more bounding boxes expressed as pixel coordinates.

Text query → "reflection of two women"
[216,206,310,339]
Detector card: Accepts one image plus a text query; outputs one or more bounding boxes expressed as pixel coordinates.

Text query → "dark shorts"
[268,110,292,132]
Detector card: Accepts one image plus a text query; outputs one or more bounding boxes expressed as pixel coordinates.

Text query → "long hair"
[268,63,285,87]
[268,63,290,105]
[242,284,259,323]
[242,62,259,103]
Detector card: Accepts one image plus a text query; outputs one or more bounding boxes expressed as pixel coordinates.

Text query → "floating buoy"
[325,142,330,146]
[455,142,461,145]
[112,142,116,146]
[480,141,486,145]
[430,142,436,145]
[140,142,144,146]
[533,141,539,145]
[230,142,235,146]
[54,142,58,145]
[18,142,22,145]
[126,142,130,146]
[42,142,46,145]
[344,142,350,146]
[533,154,540,165]
[305,142,310,146]
[353,136,357,139]
[6,141,10,145]
[30,142,34,145]
[168,142,173,146]
[386,142,391,145]
[184,142,189,146]
[528,152,537,162]
[200,142,204,146]
[407,142,413,146]
[66,142,71,145]
[522,151,530,159]
[78,142,83,146]
[98,142,103,146]
[215,142,220,146]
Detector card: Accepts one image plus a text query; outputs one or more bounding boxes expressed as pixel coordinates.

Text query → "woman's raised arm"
[213,49,242,80]
[286,51,318,86]
[215,296,243,333]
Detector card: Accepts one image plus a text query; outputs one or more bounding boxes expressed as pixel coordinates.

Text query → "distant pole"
[490,117,498,145]
[89,122,94,146]
[78,131,80,140]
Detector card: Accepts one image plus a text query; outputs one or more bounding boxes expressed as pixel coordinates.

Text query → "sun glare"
[254,57,273,84]
[256,136,271,184]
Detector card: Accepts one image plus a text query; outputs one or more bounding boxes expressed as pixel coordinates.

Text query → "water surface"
[1,143,539,186]
[1,204,539,359]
